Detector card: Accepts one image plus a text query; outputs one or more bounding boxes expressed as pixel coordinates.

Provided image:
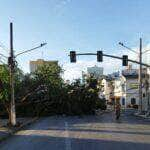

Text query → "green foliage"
[0,63,106,118]
[33,63,63,86]
[86,75,98,89]
[0,65,24,102]
[15,63,64,116]
[0,65,10,102]
[0,65,24,119]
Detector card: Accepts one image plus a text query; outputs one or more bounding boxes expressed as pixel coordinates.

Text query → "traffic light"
[97,51,103,62]
[70,51,76,63]
[122,55,128,66]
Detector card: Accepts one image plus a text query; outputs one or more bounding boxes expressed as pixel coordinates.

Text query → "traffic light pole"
[74,52,150,68]
[70,47,150,113]
[119,38,150,114]
[10,22,16,126]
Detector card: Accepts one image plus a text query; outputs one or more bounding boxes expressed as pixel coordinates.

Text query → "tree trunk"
[3,102,11,125]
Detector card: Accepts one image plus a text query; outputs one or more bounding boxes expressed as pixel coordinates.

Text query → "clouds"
[53,0,72,16]
[63,44,150,81]
[62,58,122,81]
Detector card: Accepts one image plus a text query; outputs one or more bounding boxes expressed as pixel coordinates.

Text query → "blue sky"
[0,0,150,80]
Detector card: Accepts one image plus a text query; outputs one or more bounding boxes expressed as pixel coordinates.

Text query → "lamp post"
[7,22,47,126]
[119,38,150,114]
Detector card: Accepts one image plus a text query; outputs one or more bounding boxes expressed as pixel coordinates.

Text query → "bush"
[96,99,106,110]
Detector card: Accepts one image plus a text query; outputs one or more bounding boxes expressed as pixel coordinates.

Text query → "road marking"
[65,121,71,150]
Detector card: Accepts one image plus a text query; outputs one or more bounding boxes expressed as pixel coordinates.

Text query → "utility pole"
[9,22,16,126]
[119,38,147,114]
[1,23,46,126]
[139,38,143,113]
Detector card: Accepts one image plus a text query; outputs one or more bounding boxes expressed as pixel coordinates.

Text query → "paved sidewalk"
[0,117,38,142]
[122,108,150,120]
[134,113,150,119]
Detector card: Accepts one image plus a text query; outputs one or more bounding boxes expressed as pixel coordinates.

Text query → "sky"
[0,0,150,81]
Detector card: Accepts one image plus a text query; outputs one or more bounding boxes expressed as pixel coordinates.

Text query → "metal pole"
[74,53,150,67]
[138,38,143,113]
[10,22,16,126]
[146,74,150,116]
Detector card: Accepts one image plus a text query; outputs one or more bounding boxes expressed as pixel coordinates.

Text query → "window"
[122,98,125,105]
[131,98,136,105]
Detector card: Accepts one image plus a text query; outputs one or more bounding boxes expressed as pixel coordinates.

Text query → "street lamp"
[0,22,47,126]
[10,42,47,126]
[15,42,47,58]
[119,39,150,114]
[118,42,139,54]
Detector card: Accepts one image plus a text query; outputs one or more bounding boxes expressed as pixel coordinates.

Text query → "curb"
[134,113,150,120]
[0,117,39,143]
[95,109,113,115]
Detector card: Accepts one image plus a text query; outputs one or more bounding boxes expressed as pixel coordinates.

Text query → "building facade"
[87,65,103,79]
[101,78,114,102]
[30,59,58,72]
[113,66,149,110]
[113,75,140,108]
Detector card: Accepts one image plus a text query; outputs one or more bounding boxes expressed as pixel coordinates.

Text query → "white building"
[101,78,114,102]
[113,75,139,108]
[113,66,149,110]
[87,65,103,79]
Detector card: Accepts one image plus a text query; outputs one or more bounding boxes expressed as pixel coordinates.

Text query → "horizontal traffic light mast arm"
[104,53,150,67]
[75,52,150,68]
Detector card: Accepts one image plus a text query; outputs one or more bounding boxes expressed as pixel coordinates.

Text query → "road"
[0,109,150,150]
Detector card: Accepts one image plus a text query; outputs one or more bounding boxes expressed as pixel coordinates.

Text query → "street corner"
[0,117,38,143]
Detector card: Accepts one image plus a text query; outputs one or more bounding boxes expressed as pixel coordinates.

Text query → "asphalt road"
[0,109,150,150]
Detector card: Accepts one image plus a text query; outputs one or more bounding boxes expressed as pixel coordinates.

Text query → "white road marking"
[65,121,71,150]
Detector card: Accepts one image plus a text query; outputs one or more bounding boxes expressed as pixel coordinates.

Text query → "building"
[107,71,120,78]
[101,72,119,103]
[87,65,103,79]
[113,75,139,108]
[100,65,150,111]
[30,59,58,72]
[101,78,114,102]
[81,66,103,84]
[113,65,149,110]
[81,71,87,84]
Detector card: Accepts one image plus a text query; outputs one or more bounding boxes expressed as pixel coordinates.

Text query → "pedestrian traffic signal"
[97,51,103,62]
[70,51,76,63]
[122,55,128,66]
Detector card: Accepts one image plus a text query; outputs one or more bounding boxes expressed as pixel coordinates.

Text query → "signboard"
[122,69,138,76]
[129,83,139,89]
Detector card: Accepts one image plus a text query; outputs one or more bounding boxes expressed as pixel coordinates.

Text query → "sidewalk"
[0,117,38,142]
[134,112,150,119]
[95,108,113,115]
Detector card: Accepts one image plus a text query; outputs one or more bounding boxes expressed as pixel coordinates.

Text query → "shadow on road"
[0,111,150,150]
[1,134,150,150]
[43,127,150,136]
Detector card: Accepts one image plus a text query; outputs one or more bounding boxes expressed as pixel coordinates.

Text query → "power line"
[0,41,9,52]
